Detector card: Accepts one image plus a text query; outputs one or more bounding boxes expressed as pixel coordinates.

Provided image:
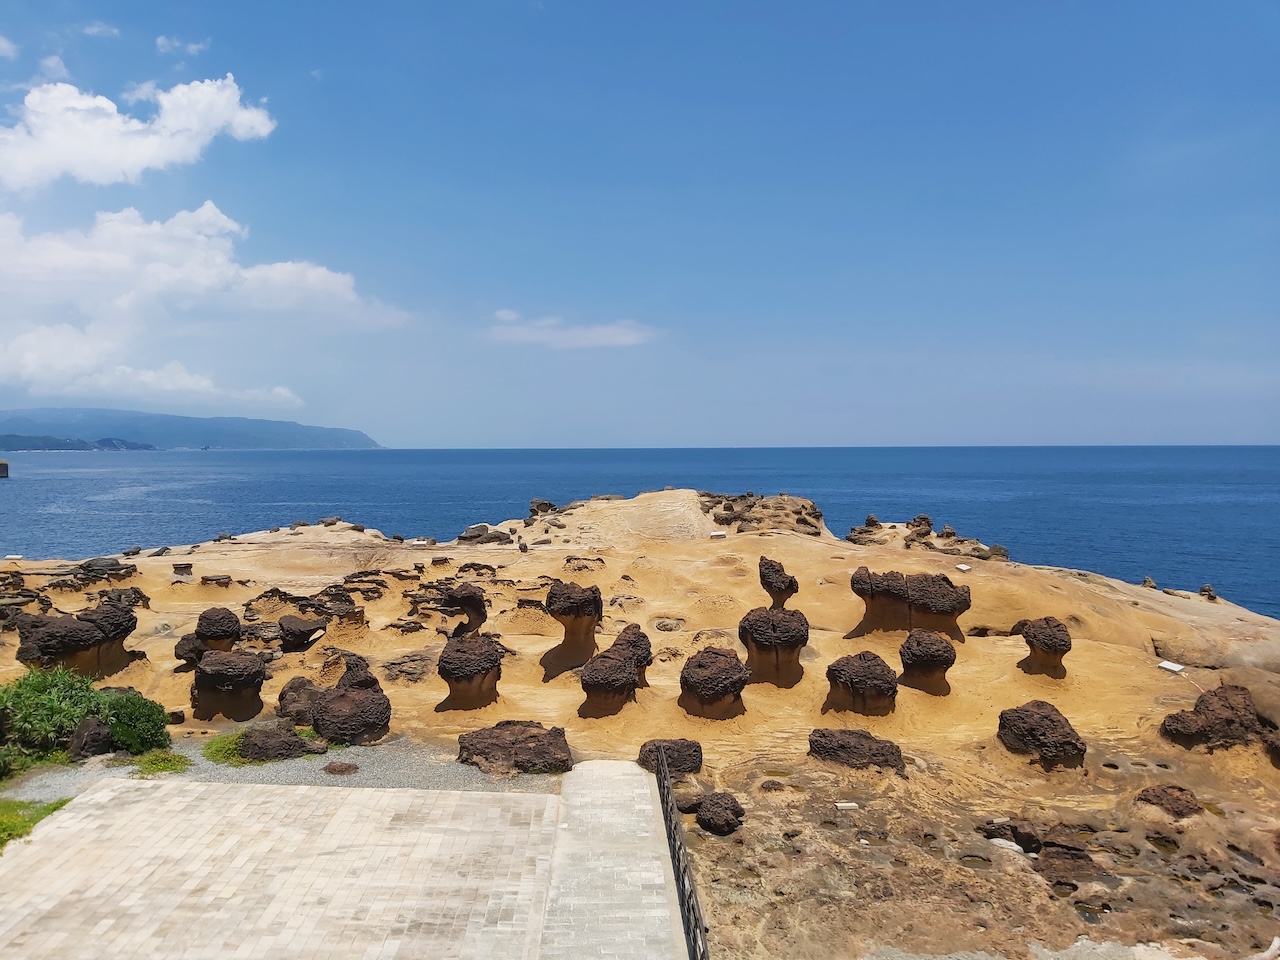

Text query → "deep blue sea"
[1,447,1277,618]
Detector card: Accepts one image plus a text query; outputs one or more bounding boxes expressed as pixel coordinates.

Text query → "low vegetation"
[202,730,248,766]
[0,798,70,851]
[131,749,192,778]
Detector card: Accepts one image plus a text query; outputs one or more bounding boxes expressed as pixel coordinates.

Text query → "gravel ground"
[0,735,561,804]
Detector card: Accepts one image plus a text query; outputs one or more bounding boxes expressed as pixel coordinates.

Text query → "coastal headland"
[2,489,1278,959]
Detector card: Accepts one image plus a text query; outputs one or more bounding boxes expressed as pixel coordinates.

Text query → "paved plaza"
[0,760,686,959]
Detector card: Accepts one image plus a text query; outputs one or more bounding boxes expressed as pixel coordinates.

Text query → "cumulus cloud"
[488,310,656,349]
[156,36,208,56]
[83,22,120,38]
[0,35,18,59]
[0,74,274,190]
[0,202,406,405]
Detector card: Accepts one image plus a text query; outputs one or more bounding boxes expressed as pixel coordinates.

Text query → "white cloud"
[0,74,274,190]
[0,35,17,60]
[488,310,656,349]
[83,22,120,38]
[36,55,69,81]
[156,36,209,56]
[0,202,407,405]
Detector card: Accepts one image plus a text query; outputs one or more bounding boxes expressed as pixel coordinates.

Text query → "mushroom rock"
[445,583,488,638]
[278,614,327,652]
[15,604,138,676]
[758,556,798,609]
[997,700,1087,770]
[696,792,745,835]
[1135,784,1204,820]
[311,654,393,744]
[737,606,809,688]
[174,632,210,668]
[457,720,574,774]
[191,650,267,721]
[195,607,242,651]
[276,675,324,726]
[238,719,329,762]
[637,738,704,774]
[578,646,639,718]
[435,635,504,711]
[540,580,603,680]
[1013,616,1072,678]
[610,623,653,687]
[824,651,898,715]
[898,629,956,696]
[1159,684,1275,752]
[808,728,906,777]
[678,647,750,719]
[848,567,971,642]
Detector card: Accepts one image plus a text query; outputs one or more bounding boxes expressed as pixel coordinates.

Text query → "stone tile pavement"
[0,762,686,959]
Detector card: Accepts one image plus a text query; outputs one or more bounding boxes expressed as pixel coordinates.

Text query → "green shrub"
[99,692,170,755]
[202,731,247,766]
[0,668,101,752]
[132,749,191,777]
[0,798,70,851]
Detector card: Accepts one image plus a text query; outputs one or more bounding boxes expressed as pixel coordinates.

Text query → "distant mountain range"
[0,408,381,451]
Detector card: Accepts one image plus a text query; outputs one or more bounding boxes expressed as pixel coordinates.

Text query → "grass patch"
[202,731,248,766]
[0,746,71,784]
[297,726,321,740]
[132,749,192,778]
[0,798,70,851]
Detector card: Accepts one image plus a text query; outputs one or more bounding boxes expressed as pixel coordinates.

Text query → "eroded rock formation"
[696,792,745,835]
[457,720,574,774]
[311,652,393,744]
[15,602,139,676]
[436,635,504,711]
[174,606,242,667]
[759,557,798,609]
[238,719,328,762]
[679,647,750,719]
[276,675,322,726]
[1159,684,1279,760]
[849,567,971,641]
[898,628,956,696]
[611,623,653,687]
[997,700,1087,770]
[808,728,906,777]
[824,651,898,715]
[278,615,326,652]
[737,607,809,688]
[637,738,703,774]
[541,580,602,679]
[191,650,267,721]
[1135,784,1204,819]
[1013,616,1072,678]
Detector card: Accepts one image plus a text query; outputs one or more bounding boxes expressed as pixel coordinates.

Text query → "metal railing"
[654,745,711,960]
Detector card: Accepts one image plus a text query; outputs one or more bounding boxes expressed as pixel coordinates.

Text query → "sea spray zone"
[1,489,1279,959]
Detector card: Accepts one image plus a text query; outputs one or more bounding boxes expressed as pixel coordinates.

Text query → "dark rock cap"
[579,646,638,694]
[277,675,323,726]
[997,700,1086,768]
[457,720,574,774]
[827,652,898,697]
[696,792,745,835]
[758,557,798,604]
[637,739,703,774]
[238,720,327,762]
[1159,684,1271,751]
[278,614,326,650]
[196,607,242,642]
[16,614,118,666]
[195,650,267,691]
[851,567,972,616]
[680,647,751,701]
[611,623,653,668]
[738,607,809,651]
[75,603,138,644]
[1135,784,1204,819]
[899,629,956,670]
[437,636,504,681]
[808,728,906,776]
[546,581,603,619]
[1012,616,1072,655]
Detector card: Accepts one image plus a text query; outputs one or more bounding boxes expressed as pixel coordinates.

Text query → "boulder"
[679,647,750,719]
[696,792,745,835]
[457,720,574,774]
[278,615,326,652]
[808,728,906,777]
[737,606,809,687]
[610,623,653,687]
[1135,784,1204,820]
[68,716,114,761]
[758,556,798,609]
[849,567,971,641]
[237,720,328,762]
[311,656,392,744]
[997,700,1086,770]
[195,607,241,650]
[578,647,639,718]
[174,633,208,667]
[276,675,324,726]
[541,581,603,679]
[1159,684,1275,753]
[435,636,504,711]
[898,628,956,696]
[637,738,703,774]
[191,650,267,721]
[824,651,898,715]
[1013,616,1072,678]
[15,606,136,676]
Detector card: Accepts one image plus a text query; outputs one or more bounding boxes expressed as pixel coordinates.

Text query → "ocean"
[1,446,1277,618]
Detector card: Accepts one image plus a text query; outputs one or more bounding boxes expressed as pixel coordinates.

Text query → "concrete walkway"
[0,761,685,959]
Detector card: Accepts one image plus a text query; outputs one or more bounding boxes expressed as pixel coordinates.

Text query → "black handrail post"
[655,744,711,960]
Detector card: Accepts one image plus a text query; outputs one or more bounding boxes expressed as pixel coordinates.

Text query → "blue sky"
[0,2,1276,446]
